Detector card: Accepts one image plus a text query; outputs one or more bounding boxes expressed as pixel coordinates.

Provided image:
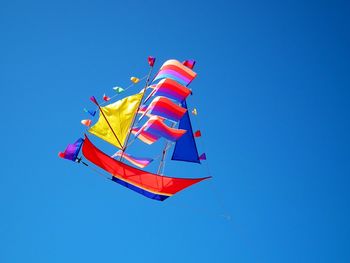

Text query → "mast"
[157,123,175,175]
[156,78,194,174]
[119,60,155,161]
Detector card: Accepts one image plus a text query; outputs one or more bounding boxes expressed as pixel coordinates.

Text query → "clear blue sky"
[1,0,349,262]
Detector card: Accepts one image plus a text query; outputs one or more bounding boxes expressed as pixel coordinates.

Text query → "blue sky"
[1,0,349,262]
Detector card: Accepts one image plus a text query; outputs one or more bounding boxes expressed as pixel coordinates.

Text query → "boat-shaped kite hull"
[82,135,210,201]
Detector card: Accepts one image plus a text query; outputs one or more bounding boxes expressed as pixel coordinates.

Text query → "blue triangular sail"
[171,100,200,163]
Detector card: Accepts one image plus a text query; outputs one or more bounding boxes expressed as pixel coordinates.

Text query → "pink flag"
[148,56,156,67]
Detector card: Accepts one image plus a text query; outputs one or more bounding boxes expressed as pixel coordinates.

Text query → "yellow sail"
[88,93,143,149]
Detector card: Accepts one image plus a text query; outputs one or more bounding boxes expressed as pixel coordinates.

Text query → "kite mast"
[156,78,195,175]
[119,57,156,160]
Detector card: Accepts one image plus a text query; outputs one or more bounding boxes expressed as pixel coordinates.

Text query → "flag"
[130,77,140,84]
[148,56,156,67]
[183,59,196,69]
[199,153,206,160]
[103,94,111,101]
[81,119,92,127]
[194,130,202,137]
[113,86,124,93]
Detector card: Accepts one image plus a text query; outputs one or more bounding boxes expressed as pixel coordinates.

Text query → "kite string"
[78,159,111,181]
[186,93,233,220]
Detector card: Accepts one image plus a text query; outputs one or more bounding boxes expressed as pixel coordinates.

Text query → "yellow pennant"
[130,77,140,84]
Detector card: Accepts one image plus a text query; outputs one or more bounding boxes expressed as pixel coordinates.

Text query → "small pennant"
[83,108,96,117]
[113,86,124,93]
[90,96,98,105]
[183,59,196,69]
[199,153,206,160]
[58,152,65,158]
[148,56,156,67]
[130,77,140,84]
[103,94,111,101]
[81,119,92,127]
[194,130,202,138]
[192,108,198,115]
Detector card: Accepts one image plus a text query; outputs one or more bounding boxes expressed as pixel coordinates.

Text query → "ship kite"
[59,57,210,201]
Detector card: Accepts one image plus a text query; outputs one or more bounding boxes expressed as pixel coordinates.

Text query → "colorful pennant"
[182,59,196,69]
[84,108,96,117]
[81,119,92,127]
[90,96,98,105]
[148,56,156,67]
[103,94,111,101]
[194,130,202,138]
[130,77,140,84]
[113,86,125,93]
[58,138,84,162]
[199,153,206,160]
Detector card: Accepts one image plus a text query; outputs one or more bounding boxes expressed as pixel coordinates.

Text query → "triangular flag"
[192,108,197,115]
[130,77,140,84]
[84,108,96,117]
[103,94,111,101]
[148,56,156,67]
[81,119,92,127]
[199,153,206,160]
[113,86,124,93]
[183,59,196,69]
[90,96,98,105]
[194,130,202,137]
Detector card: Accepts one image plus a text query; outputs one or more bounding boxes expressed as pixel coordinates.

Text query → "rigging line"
[155,78,194,175]
[119,63,155,161]
[99,74,148,106]
[152,142,174,161]
[186,93,234,222]
[77,157,112,181]
[157,123,176,175]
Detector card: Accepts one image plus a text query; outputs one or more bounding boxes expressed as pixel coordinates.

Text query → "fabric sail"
[172,100,200,163]
[152,59,197,86]
[88,93,142,149]
[82,135,210,201]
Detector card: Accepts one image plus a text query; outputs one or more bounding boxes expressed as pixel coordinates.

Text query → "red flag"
[182,59,196,69]
[148,56,156,67]
[194,130,202,137]
[103,94,110,101]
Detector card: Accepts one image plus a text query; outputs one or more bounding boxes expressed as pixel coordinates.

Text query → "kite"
[59,57,210,201]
